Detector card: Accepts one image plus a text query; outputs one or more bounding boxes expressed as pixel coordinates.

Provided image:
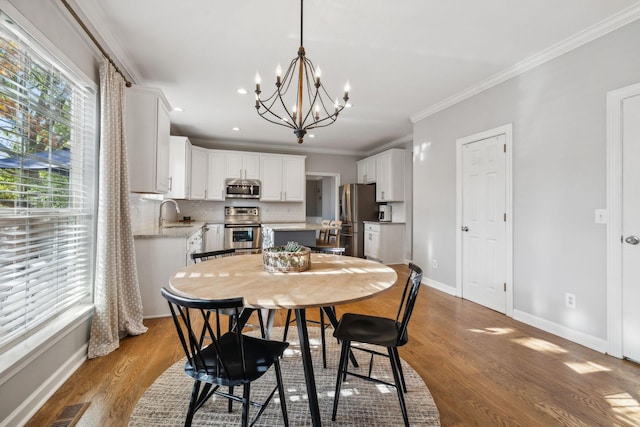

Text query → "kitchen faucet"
[158,199,180,227]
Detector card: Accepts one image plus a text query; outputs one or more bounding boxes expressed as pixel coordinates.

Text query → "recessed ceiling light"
[345,102,353,108]
[173,107,184,112]
[309,134,315,138]
[237,88,248,95]
[232,127,240,131]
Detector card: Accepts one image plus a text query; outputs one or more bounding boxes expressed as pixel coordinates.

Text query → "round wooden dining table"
[169,252,398,427]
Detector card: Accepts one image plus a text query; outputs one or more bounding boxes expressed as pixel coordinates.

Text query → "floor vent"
[50,402,90,427]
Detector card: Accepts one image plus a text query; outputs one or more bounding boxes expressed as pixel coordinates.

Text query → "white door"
[622,93,640,362]
[461,135,507,313]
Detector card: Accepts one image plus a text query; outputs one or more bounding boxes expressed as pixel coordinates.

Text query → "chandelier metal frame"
[254,0,350,144]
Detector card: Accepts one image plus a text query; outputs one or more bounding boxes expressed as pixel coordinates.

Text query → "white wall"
[413,19,640,347]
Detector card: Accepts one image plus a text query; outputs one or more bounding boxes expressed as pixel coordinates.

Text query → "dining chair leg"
[388,347,409,427]
[241,383,251,427]
[228,386,234,412]
[392,347,407,392]
[331,340,351,421]
[283,309,293,340]
[186,380,201,427]
[273,358,290,427]
[319,308,327,368]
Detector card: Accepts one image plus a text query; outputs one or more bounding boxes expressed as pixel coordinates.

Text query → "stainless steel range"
[224,206,262,253]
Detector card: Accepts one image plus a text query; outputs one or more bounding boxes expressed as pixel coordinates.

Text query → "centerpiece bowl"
[263,241,311,272]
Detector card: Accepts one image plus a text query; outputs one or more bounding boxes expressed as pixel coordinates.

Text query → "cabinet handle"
[169,176,172,191]
[381,191,385,200]
[204,189,207,199]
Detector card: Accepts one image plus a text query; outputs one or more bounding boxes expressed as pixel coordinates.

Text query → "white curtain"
[88,59,147,358]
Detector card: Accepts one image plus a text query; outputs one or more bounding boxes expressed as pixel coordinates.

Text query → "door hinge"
[503,143,506,153]
[503,213,506,222]
[504,282,507,292]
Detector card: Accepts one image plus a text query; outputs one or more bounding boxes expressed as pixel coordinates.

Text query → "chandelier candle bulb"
[315,66,321,85]
[276,64,282,85]
[255,72,261,93]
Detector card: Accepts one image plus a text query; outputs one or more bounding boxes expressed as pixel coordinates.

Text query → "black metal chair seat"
[186,332,288,386]
[333,313,407,348]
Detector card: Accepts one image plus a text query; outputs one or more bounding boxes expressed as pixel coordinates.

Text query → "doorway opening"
[305,172,340,223]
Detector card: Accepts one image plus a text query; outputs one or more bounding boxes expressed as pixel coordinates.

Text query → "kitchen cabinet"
[166,136,191,199]
[204,223,224,251]
[259,154,306,201]
[375,149,405,202]
[364,222,405,264]
[126,86,171,194]
[225,151,260,180]
[135,227,203,318]
[206,150,225,200]
[190,148,225,201]
[357,156,376,184]
[189,146,208,199]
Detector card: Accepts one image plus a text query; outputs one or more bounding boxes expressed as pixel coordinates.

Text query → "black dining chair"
[161,287,289,427]
[282,246,346,368]
[331,262,424,427]
[191,248,236,262]
[191,249,265,336]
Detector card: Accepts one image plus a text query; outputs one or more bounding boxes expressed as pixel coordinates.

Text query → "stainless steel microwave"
[225,178,261,199]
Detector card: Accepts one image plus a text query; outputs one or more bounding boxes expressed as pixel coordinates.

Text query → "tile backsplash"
[129,194,305,230]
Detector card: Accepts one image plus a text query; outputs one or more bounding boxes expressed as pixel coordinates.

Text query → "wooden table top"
[169,253,398,309]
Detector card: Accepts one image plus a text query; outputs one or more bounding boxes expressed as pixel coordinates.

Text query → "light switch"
[595,209,608,224]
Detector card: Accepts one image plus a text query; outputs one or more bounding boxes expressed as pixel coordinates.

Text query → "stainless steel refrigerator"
[339,183,378,257]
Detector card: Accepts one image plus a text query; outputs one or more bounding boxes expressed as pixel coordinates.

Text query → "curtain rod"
[60,0,132,87]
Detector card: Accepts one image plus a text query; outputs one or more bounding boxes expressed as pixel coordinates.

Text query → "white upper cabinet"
[190,147,225,201]
[260,154,306,202]
[357,156,376,184]
[206,150,225,201]
[189,146,208,200]
[166,136,191,199]
[225,151,260,180]
[125,86,171,193]
[375,149,405,202]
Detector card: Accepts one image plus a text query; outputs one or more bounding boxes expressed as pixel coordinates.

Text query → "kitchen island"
[261,223,327,248]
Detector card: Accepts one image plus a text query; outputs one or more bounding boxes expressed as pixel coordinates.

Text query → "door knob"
[625,235,640,245]
[461,226,469,232]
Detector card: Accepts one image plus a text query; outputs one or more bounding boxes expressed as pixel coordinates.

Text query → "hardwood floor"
[27,265,640,426]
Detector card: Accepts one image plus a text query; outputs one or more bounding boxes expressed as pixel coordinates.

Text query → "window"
[0,9,97,352]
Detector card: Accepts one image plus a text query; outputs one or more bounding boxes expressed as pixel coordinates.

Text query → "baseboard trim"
[513,309,607,354]
[1,344,88,427]
[424,277,457,296]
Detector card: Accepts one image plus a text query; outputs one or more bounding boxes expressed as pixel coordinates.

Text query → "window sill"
[0,304,94,385]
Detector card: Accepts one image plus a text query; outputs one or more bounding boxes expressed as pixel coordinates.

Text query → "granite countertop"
[262,222,327,231]
[133,221,206,238]
[363,221,406,225]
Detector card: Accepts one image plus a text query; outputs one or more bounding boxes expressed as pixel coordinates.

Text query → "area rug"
[130,326,440,426]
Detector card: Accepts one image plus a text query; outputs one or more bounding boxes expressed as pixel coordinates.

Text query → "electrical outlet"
[432,259,438,269]
[565,292,576,309]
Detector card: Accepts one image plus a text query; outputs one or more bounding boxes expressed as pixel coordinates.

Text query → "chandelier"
[254,0,350,144]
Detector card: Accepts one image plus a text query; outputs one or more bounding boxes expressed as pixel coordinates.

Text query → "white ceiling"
[76,0,640,155]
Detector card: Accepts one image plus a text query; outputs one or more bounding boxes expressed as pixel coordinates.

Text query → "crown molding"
[365,133,412,157]
[410,2,640,123]
[69,0,141,84]
[188,138,368,157]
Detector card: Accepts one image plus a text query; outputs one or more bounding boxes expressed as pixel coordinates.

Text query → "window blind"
[0,9,97,351]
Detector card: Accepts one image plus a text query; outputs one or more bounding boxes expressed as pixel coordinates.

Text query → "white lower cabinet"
[364,222,405,264]
[135,228,203,318]
[204,223,224,251]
